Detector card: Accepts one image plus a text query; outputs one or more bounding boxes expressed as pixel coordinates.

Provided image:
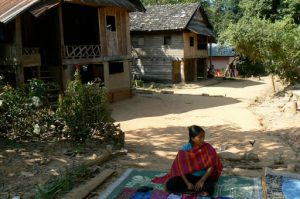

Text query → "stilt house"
[0,0,145,102]
[130,3,215,83]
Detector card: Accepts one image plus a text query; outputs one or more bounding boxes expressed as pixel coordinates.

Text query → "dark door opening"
[80,64,104,86]
[63,4,99,45]
[197,58,207,79]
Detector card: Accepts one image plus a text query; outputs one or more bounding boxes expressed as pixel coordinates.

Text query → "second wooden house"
[130,3,215,83]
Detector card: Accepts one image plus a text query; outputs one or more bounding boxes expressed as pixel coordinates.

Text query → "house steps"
[40,70,60,110]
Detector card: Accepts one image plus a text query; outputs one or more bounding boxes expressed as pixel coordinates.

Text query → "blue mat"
[264,168,300,199]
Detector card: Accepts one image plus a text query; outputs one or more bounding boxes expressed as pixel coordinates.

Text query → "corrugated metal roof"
[29,0,60,17]
[63,0,145,12]
[0,0,40,23]
[209,44,235,57]
[0,0,145,23]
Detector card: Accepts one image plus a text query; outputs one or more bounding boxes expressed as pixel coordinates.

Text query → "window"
[197,35,207,50]
[109,62,124,74]
[138,37,144,46]
[189,37,194,47]
[132,37,144,47]
[164,36,171,45]
[106,16,116,31]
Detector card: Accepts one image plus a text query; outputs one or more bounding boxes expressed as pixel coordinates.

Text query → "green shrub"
[0,83,63,140]
[58,69,124,145]
[28,78,46,98]
[237,57,267,77]
[0,75,4,92]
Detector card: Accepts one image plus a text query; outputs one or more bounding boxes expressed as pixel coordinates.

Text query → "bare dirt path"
[2,76,299,199]
[105,76,298,174]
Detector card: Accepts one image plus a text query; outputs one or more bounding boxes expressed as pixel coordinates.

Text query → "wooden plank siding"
[98,7,129,57]
[133,57,173,82]
[132,33,184,83]
[132,33,183,58]
[183,32,208,58]
[98,8,107,56]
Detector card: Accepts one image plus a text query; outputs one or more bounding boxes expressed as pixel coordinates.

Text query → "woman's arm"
[180,170,194,190]
[195,166,213,192]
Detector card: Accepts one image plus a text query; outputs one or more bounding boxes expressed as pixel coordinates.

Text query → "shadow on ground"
[118,125,299,171]
[206,78,265,88]
[111,93,240,122]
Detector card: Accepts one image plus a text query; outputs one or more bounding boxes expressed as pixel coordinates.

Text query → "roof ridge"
[145,2,199,7]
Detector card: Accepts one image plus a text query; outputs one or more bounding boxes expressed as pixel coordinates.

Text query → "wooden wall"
[98,7,130,57]
[131,33,184,83]
[183,32,208,58]
[132,33,184,58]
[133,57,173,82]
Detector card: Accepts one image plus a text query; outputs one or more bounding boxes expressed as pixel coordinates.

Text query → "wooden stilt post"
[15,16,24,86]
[271,74,276,93]
[292,101,298,113]
[58,3,65,90]
[194,59,197,82]
[180,60,185,83]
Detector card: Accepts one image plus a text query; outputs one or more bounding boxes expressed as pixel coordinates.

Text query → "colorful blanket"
[152,142,223,184]
[115,188,232,199]
[99,169,263,199]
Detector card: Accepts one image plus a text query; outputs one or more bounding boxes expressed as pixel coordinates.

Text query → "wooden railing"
[64,45,101,59]
[22,48,39,55]
[21,47,41,67]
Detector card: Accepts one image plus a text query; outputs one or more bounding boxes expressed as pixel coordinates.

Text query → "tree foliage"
[139,0,300,83]
[219,0,300,84]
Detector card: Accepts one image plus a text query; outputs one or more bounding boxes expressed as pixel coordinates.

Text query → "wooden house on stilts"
[0,0,145,102]
[130,3,215,83]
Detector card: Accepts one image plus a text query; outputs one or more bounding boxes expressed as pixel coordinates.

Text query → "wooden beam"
[125,11,131,55]
[61,169,115,199]
[194,59,197,81]
[15,16,24,85]
[99,8,107,56]
[58,4,65,91]
[209,38,212,68]
[116,9,122,55]
[58,4,65,60]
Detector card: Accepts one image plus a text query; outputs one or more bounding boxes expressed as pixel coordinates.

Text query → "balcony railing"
[21,47,41,67]
[22,48,39,55]
[64,45,101,59]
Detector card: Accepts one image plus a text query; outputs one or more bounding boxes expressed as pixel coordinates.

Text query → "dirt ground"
[95,76,300,196]
[1,76,300,199]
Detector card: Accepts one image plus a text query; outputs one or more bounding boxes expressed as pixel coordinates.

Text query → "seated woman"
[152,125,223,196]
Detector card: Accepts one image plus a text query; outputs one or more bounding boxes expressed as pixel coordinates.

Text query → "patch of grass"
[34,164,90,199]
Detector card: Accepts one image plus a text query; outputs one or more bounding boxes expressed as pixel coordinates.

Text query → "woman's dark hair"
[188,125,205,144]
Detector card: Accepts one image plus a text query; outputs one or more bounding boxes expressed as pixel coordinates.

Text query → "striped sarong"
[152,142,223,184]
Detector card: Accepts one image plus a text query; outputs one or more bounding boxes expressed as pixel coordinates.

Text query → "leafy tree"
[139,0,300,83]
[220,16,300,83]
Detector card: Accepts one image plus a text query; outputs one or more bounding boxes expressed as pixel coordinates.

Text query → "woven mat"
[99,169,263,199]
[262,167,300,199]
